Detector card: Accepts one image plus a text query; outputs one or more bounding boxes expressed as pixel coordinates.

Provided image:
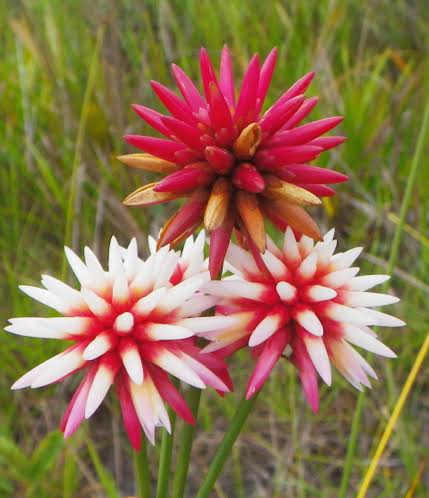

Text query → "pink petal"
[219,44,235,107]
[290,337,319,412]
[283,164,348,184]
[280,96,318,130]
[232,163,265,193]
[308,135,347,150]
[124,135,185,164]
[209,218,234,278]
[260,95,304,136]
[256,47,278,114]
[171,63,206,113]
[132,104,171,137]
[204,146,235,174]
[149,365,195,424]
[255,145,322,169]
[117,377,142,450]
[246,329,289,398]
[234,54,261,128]
[154,164,214,193]
[161,116,206,152]
[200,48,219,101]
[271,72,315,112]
[208,82,237,146]
[150,80,196,126]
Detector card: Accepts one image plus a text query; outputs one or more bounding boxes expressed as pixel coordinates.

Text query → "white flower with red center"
[6,232,233,448]
[202,228,404,411]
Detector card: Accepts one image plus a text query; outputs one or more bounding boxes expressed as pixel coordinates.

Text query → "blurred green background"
[1,0,429,497]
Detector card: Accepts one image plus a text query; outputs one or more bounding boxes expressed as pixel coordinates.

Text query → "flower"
[6,233,233,448]
[119,46,348,278]
[201,228,404,411]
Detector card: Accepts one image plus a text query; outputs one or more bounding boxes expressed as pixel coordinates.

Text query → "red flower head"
[202,228,404,411]
[6,233,232,448]
[120,46,348,277]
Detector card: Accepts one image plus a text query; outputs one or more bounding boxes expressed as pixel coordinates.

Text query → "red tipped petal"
[209,216,234,278]
[124,135,185,163]
[200,48,219,101]
[232,163,266,193]
[308,135,347,150]
[266,116,344,147]
[149,366,195,424]
[260,95,304,136]
[281,164,348,184]
[117,378,142,450]
[246,329,290,398]
[151,80,196,126]
[256,47,278,114]
[204,146,235,174]
[132,104,172,137]
[281,96,319,130]
[234,54,261,128]
[171,63,206,113]
[154,163,214,193]
[219,44,235,107]
[162,116,206,152]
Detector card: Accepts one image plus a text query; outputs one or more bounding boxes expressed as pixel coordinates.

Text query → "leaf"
[86,440,120,498]
[29,430,64,479]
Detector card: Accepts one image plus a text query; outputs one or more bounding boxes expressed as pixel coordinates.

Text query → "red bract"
[7,233,232,448]
[202,228,404,411]
[120,46,348,277]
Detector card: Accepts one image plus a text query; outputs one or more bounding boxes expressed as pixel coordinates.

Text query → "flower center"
[114,312,134,334]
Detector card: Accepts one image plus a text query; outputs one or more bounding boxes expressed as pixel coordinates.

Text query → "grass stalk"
[134,439,152,498]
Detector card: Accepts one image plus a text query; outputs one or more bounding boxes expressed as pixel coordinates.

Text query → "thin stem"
[195,393,259,498]
[339,93,429,498]
[156,403,178,498]
[171,387,202,498]
[356,331,429,498]
[134,438,151,498]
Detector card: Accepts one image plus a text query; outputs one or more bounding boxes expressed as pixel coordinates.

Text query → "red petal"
[219,44,235,107]
[256,47,278,114]
[246,329,290,398]
[294,183,336,197]
[162,116,206,152]
[151,80,197,126]
[308,135,347,150]
[200,48,219,101]
[234,54,261,128]
[209,216,234,278]
[255,145,322,169]
[171,63,206,113]
[232,163,265,193]
[270,72,315,113]
[281,96,319,131]
[132,104,171,137]
[154,163,214,193]
[280,164,348,184]
[259,95,304,136]
[124,135,185,163]
[290,337,319,412]
[117,377,142,451]
[204,146,235,174]
[208,82,237,146]
[149,365,195,424]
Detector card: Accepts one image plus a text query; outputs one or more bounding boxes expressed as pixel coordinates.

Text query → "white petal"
[19,285,65,313]
[225,243,259,276]
[303,336,332,385]
[347,275,390,291]
[124,238,139,280]
[176,315,239,333]
[132,287,167,317]
[321,267,360,288]
[148,236,157,254]
[112,265,130,306]
[204,280,268,302]
[324,303,375,325]
[249,312,283,346]
[152,349,205,388]
[158,274,209,313]
[6,318,66,339]
[331,247,363,269]
[154,252,180,288]
[299,235,314,256]
[360,309,405,328]
[341,291,399,308]
[179,353,229,392]
[11,351,65,389]
[108,236,123,278]
[294,308,323,336]
[323,228,335,242]
[83,332,115,360]
[129,380,155,445]
[342,324,396,357]
[41,275,86,310]
[121,344,144,384]
[144,323,194,340]
[276,281,297,303]
[315,240,337,266]
[296,252,317,281]
[81,288,112,317]
[31,348,85,388]
[261,251,288,279]
[64,247,89,285]
[84,247,109,290]
[283,226,300,265]
[114,312,134,334]
[85,365,114,418]
[178,294,218,317]
[304,285,337,302]
[146,378,171,432]
[266,234,283,259]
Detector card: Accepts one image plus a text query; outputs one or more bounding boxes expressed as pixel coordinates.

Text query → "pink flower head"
[120,46,348,278]
[202,228,404,411]
[6,233,232,448]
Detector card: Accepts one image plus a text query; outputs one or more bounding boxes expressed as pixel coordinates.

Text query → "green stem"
[134,438,151,498]
[338,94,429,498]
[195,394,259,498]
[156,404,178,498]
[171,387,202,498]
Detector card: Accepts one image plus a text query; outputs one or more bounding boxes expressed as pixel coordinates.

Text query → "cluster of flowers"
[7,47,403,449]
